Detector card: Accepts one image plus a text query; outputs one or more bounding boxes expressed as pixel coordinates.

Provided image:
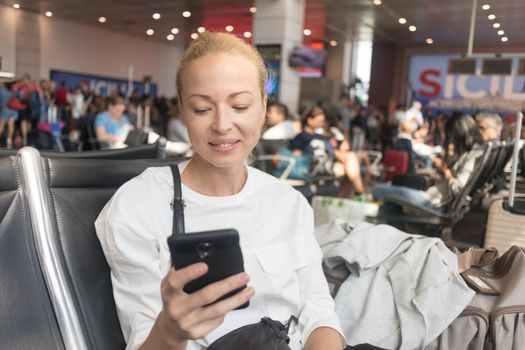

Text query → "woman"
[291,106,365,197]
[95,33,345,350]
[0,81,18,148]
[373,114,485,210]
[94,95,131,149]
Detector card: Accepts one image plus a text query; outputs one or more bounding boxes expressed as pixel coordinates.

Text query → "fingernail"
[240,273,250,283]
[245,287,255,297]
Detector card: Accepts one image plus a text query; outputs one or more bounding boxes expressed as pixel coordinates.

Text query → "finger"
[187,272,250,309]
[196,287,255,322]
[162,263,208,296]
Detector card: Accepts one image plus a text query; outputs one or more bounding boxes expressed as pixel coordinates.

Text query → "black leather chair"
[0,138,167,160]
[376,143,495,237]
[0,155,65,349]
[38,154,182,349]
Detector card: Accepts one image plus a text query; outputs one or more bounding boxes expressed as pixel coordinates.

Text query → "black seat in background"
[0,156,65,350]
[41,156,182,349]
[0,138,167,160]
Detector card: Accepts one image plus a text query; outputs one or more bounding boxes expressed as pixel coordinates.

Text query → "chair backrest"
[39,154,181,349]
[0,155,65,350]
[469,142,503,197]
[40,138,167,160]
[448,143,494,220]
[383,150,409,181]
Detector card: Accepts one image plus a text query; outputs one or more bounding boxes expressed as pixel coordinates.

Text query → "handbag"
[7,95,26,111]
[169,164,293,350]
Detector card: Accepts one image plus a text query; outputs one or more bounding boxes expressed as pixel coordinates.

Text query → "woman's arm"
[305,327,344,350]
[95,125,126,144]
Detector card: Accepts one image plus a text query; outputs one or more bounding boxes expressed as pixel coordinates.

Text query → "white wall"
[40,16,183,96]
[0,5,16,75]
[0,5,183,95]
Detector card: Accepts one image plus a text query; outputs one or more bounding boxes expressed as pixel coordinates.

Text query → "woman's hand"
[140,263,254,350]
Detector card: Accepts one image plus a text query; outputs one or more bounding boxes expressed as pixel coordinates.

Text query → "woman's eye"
[194,108,210,114]
[233,106,249,112]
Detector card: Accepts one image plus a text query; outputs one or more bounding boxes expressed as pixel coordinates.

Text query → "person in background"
[476,112,502,142]
[338,93,355,141]
[374,114,485,210]
[0,81,18,148]
[94,95,132,149]
[69,86,85,142]
[405,100,425,130]
[167,99,190,143]
[262,101,299,140]
[13,74,39,146]
[292,106,365,198]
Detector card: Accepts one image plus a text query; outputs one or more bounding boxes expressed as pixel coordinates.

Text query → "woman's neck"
[304,125,314,134]
[181,155,248,196]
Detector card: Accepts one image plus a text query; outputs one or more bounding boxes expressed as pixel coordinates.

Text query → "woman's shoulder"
[102,166,172,216]
[247,166,308,203]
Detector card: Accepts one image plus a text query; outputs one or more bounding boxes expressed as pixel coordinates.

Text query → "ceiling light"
[45,11,53,17]
[409,25,417,32]
[488,14,495,20]
[373,0,382,5]
[182,11,191,18]
[497,30,504,35]
[146,29,154,36]
[225,25,234,32]
[482,4,490,10]
[243,31,252,38]
[12,3,20,9]
[249,7,257,13]
[167,34,174,41]
[493,22,500,28]
[398,18,407,24]
[426,38,434,44]
[171,27,179,34]
[152,13,161,20]
[501,36,508,42]
[191,33,198,39]
[197,26,205,33]
[303,29,312,36]
[329,40,338,47]
[98,16,106,23]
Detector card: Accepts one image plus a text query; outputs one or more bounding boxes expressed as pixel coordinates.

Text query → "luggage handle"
[508,110,523,208]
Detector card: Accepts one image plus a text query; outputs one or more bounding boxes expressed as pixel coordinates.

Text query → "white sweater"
[315,220,474,349]
[95,162,343,349]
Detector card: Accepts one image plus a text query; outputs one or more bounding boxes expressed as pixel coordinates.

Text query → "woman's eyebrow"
[188,94,212,101]
[229,91,252,98]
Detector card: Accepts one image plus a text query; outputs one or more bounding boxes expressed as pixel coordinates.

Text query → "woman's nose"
[211,108,233,133]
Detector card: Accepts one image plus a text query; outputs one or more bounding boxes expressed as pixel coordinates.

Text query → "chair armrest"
[392,173,435,190]
[257,154,296,180]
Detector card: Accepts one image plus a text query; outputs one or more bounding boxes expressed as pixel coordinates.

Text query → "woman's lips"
[209,140,240,153]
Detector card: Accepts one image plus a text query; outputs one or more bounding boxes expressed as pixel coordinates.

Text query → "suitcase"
[485,111,525,254]
[383,150,409,181]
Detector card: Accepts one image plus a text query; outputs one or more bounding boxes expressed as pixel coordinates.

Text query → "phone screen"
[167,229,249,308]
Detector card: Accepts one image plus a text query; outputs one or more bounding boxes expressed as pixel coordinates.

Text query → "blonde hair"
[176,32,267,101]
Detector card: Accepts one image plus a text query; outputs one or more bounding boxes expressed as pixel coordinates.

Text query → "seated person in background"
[394,122,433,171]
[95,95,132,149]
[374,114,485,210]
[262,101,300,140]
[291,106,365,198]
[96,32,345,350]
[476,112,502,142]
[167,100,190,143]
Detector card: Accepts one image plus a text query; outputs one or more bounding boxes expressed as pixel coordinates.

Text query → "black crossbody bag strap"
[170,164,185,235]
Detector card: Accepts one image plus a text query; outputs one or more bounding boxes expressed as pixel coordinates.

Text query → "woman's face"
[307,113,326,130]
[108,103,125,118]
[180,52,266,169]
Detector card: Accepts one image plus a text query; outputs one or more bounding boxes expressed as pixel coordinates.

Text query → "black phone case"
[167,229,249,308]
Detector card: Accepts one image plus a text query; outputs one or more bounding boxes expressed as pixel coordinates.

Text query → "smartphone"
[167,228,249,309]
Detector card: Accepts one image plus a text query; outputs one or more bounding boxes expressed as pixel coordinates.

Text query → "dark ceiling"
[2,0,524,50]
